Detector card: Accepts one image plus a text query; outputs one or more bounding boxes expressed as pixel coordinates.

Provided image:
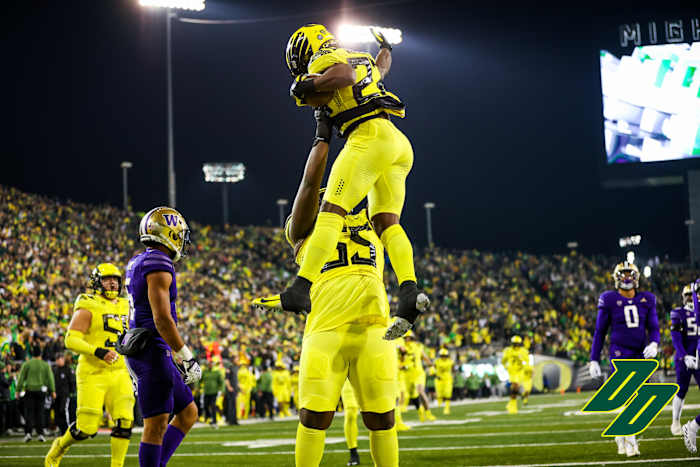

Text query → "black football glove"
[290,74,316,99]
[370,28,392,51]
[384,281,430,340]
[313,108,332,146]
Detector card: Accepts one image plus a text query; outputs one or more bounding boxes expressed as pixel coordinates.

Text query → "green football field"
[3,390,699,466]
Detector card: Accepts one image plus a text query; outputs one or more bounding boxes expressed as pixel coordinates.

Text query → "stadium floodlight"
[120,161,133,212]
[424,202,435,247]
[276,199,289,228]
[643,266,652,278]
[138,0,205,11]
[203,163,245,227]
[337,24,402,45]
[626,251,635,264]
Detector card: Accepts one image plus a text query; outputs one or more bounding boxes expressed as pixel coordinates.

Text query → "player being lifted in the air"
[122,208,201,467]
[254,110,400,467]
[277,24,427,339]
[45,263,135,467]
[670,284,700,435]
[588,261,660,458]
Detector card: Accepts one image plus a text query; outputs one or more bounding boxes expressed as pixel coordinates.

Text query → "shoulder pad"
[310,48,334,62]
[74,293,95,309]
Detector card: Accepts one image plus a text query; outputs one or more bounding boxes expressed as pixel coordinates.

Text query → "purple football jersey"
[670,306,699,359]
[125,248,178,334]
[590,290,660,361]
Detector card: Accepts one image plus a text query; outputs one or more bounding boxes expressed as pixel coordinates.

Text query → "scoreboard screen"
[600,42,700,165]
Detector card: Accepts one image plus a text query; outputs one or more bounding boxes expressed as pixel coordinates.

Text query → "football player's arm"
[311,63,355,92]
[670,312,686,359]
[65,308,118,363]
[590,301,610,362]
[371,28,392,79]
[646,296,661,343]
[146,271,185,352]
[287,113,331,245]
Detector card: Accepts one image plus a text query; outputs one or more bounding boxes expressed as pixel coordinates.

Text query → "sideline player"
[435,348,454,415]
[588,262,660,457]
[342,379,361,466]
[502,336,529,414]
[404,331,436,421]
[125,207,201,467]
[272,362,292,418]
[254,110,405,467]
[280,24,426,339]
[45,263,134,467]
[670,284,700,435]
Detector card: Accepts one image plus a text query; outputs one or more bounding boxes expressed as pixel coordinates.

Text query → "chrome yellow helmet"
[613,261,640,290]
[683,283,694,307]
[439,348,449,357]
[285,24,337,76]
[511,335,523,345]
[90,263,122,300]
[139,207,191,262]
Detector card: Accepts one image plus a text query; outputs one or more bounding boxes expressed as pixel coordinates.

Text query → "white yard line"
[481,458,699,467]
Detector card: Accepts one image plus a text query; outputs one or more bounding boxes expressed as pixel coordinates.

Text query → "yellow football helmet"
[683,283,694,307]
[139,206,191,262]
[89,263,122,300]
[439,348,449,357]
[511,335,523,345]
[285,24,337,76]
[613,261,640,290]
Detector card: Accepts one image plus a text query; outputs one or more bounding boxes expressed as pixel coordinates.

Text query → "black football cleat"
[347,448,360,466]
[280,277,312,315]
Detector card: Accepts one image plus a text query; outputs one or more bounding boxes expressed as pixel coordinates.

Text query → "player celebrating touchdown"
[280,24,427,339]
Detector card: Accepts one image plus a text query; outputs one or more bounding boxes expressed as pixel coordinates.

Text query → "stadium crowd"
[0,184,697,434]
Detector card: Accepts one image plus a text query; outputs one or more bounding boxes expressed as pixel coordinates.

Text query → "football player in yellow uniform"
[435,348,454,415]
[45,263,134,467]
[237,364,254,420]
[501,336,529,414]
[341,379,361,466]
[404,331,436,422]
[272,362,292,418]
[254,110,399,467]
[291,365,300,414]
[279,24,427,340]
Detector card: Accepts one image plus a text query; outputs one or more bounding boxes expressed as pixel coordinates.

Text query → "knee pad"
[69,422,96,441]
[111,419,133,439]
[76,408,101,436]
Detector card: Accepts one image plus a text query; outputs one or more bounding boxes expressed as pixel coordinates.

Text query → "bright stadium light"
[643,266,652,278]
[203,163,245,227]
[138,0,205,11]
[626,251,635,264]
[337,24,402,45]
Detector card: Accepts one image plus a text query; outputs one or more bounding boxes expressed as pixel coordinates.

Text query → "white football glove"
[174,345,202,385]
[685,355,698,370]
[643,341,659,359]
[589,361,602,379]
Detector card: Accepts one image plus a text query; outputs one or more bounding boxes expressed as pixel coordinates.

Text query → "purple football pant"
[609,345,643,371]
[675,358,700,399]
[127,341,193,419]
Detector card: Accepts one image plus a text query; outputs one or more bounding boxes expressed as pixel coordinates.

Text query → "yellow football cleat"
[252,295,282,310]
[425,410,437,421]
[45,438,67,467]
[506,399,518,414]
[396,421,411,431]
[443,407,451,415]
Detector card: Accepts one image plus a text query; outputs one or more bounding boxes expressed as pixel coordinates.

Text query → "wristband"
[94,348,110,360]
[175,345,193,361]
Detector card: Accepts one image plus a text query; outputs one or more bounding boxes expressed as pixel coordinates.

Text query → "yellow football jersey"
[72,293,129,370]
[435,357,454,380]
[406,341,425,374]
[287,209,388,336]
[306,47,405,136]
[501,346,529,372]
[238,366,254,392]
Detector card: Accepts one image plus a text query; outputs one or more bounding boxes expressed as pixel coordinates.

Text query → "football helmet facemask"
[89,263,122,300]
[613,262,640,290]
[285,24,337,76]
[139,207,191,262]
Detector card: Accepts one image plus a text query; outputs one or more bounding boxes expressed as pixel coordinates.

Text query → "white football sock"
[690,420,700,433]
[673,395,684,422]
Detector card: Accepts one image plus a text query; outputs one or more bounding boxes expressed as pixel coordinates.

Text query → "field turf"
[2,390,699,466]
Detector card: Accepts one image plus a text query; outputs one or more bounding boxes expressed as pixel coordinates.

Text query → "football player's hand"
[95,348,119,365]
[384,283,430,340]
[589,361,602,379]
[314,108,332,144]
[370,28,392,51]
[253,295,308,317]
[290,74,316,99]
[643,341,658,359]
[177,358,202,385]
[684,355,698,370]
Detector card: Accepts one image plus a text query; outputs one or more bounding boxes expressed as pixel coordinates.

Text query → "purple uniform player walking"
[670,284,700,436]
[124,207,201,467]
[681,281,700,453]
[588,261,660,458]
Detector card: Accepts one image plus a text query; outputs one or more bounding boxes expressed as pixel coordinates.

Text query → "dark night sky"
[2,1,697,259]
